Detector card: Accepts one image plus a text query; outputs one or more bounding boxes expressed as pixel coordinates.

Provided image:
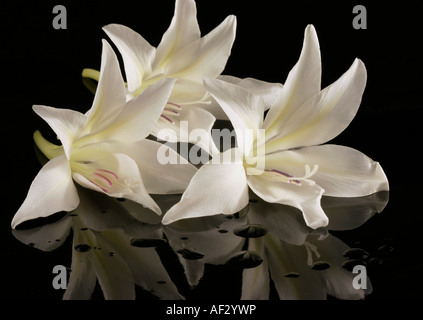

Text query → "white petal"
[103,24,156,92]
[153,104,219,156]
[163,15,237,81]
[97,78,176,143]
[168,78,210,105]
[265,59,367,152]
[33,105,87,159]
[247,174,327,229]
[162,149,249,225]
[86,40,127,133]
[72,153,161,217]
[204,78,265,155]
[263,25,321,134]
[154,0,201,71]
[217,75,284,109]
[265,144,389,197]
[11,155,79,229]
[122,139,198,194]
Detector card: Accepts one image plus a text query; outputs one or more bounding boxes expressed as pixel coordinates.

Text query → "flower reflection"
[13,187,388,300]
[13,188,182,300]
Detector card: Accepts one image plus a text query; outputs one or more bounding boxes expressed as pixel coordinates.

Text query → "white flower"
[162,25,389,229]
[11,40,197,229]
[83,0,237,155]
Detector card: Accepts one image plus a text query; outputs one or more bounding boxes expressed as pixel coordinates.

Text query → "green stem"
[33,130,64,160]
[82,68,100,81]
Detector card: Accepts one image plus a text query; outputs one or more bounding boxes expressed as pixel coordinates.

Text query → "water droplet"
[233,224,268,238]
[311,261,331,271]
[74,244,91,252]
[226,251,263,269]
[130,238,168,248]
[284,272,300,278]
[342,248,369,260]
[342,259,366,271]
[108,252,115,257]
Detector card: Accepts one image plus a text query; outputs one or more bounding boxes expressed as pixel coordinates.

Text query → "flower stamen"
[159,101,183,124]
[89,169,119,193]
[266,164,319,186]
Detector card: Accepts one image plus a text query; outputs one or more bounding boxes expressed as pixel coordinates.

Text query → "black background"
[2,0,422,303]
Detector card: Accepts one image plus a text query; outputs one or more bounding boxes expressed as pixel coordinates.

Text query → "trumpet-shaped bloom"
[162,25,389,229]
[92,0,238,155]
[11,40,197,229]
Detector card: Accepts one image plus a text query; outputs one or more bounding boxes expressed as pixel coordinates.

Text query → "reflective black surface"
[3,0,422,302]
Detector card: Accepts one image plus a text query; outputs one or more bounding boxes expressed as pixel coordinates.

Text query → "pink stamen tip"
[93,173,112,186]
[269,169,302,185]
[96,169,118,180]
[164,108,180,115]
[166,102,182,109]
[89,180,109,193]
[270,169,294,178]
[160,114,175,124]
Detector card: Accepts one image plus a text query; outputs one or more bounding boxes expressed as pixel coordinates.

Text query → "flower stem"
[81,68,100,81]
[33,130,64,160]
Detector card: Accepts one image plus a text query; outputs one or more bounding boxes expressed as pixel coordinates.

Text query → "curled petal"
[265,59,367,152]
[72,153,161,217]
[11,155,79,229]
[162,149,249,225]
[103,24,156,92]
[164,15,237,81]
[154,0,201,71]
[264,24,321,135]
[247,174,328,229]
[265,144,389,197]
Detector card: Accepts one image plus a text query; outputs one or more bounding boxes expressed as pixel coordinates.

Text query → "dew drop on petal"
[74,244,91,252]
[226,251,263,269]
[284,272,300,278]
[311,261,331,271]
